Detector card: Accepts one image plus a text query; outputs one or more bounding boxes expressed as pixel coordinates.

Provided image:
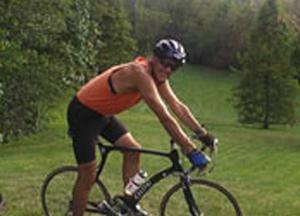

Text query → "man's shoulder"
[123,62,150,80]
[126,61,147,74]
[112,62,152,91]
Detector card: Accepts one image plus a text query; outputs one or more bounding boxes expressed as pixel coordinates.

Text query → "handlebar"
[170,135,219,176]
[170,135,218,154]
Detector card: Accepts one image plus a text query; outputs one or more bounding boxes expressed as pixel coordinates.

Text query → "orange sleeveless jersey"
[76,57,148,115]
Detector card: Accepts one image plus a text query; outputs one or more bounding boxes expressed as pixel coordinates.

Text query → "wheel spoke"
[41,166,109,216]
[161,179,242,216]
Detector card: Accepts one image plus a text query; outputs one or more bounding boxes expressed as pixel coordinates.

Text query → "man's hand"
[196,133,218,151]
[187,149,210,168]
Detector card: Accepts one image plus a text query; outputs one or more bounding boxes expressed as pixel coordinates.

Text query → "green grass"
[1,65,300,216]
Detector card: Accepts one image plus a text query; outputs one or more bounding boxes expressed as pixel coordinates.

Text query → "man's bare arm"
[131,67,196,153]
[158,81,207,135]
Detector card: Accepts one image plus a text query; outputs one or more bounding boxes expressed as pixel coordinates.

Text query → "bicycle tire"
[41,166,110,216]
[160,179,242,216]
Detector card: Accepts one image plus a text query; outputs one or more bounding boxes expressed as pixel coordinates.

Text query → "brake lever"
[192,134,218,154]
[211,138,219,153]
[189,135,218,176]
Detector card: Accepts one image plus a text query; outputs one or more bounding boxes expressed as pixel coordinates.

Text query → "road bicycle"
[41,138,243,216]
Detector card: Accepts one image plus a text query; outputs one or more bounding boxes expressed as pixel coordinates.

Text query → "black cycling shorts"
[67,97,128,164]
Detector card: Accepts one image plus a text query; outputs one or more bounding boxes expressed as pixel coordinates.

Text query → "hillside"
[0,65,300,216]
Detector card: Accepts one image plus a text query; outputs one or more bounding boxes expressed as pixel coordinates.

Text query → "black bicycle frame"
[95,142,200,213]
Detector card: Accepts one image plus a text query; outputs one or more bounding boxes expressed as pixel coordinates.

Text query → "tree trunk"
[263,73,270,129]
[130,0,137,36]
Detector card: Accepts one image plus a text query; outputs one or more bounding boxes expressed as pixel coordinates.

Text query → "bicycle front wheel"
[41,166,110,216]
[160,179,242,216]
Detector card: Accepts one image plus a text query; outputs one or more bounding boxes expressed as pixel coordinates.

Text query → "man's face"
[152,57,181,83]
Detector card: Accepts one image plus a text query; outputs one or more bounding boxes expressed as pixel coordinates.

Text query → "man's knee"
[114,133,141,149]
[78,161,97,190]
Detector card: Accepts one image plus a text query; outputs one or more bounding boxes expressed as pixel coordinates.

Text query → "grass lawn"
[0,65,300,216]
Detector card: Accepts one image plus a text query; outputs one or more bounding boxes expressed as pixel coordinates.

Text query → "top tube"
[97,142,173,158]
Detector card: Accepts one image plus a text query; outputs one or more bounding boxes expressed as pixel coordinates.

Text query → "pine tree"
[233,0,298,129]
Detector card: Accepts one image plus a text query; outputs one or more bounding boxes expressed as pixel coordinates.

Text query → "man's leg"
[67,97,108,215]
[72,160,97,216]
[104,132,151,215]
[114,133,141,186]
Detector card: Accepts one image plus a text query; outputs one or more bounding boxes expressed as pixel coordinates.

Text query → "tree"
[0,0,69,142]
[0,0,137,143]
[125,0,256,68]
[63,0,102,84]
[291,36,300,85]
[208,0,256,68]
[90,0,137,72]
[134,0,170,54]
[233,0,298,129]
[287,0,300,84]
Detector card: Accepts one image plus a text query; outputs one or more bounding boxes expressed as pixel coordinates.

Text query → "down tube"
[131,167,174,203]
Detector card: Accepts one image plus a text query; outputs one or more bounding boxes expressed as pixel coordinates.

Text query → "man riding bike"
[67,39,217,216]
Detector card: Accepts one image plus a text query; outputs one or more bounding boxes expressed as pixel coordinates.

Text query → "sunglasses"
[159,58,181,71]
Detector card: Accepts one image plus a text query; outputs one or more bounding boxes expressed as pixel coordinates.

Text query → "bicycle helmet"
[153,39,186,64]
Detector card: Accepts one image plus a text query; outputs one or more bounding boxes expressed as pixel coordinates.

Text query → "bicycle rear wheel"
[160,179,242,216]
[41,166,110,216]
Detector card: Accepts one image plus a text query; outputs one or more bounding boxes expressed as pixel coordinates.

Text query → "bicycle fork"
[182,179,203,216]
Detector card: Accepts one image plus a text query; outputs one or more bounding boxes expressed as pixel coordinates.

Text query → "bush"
[0,0,137,143]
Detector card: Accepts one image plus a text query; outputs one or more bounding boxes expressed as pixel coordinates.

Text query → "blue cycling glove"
[187,149,209,168]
